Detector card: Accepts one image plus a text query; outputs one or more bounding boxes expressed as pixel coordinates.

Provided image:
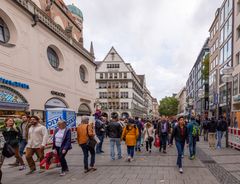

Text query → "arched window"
[0,17,10,43]
[79,65,88,82]
[47,47,59,70]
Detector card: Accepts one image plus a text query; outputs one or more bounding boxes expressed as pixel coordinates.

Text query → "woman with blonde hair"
[2,117,25,170]
[143,121,154,153]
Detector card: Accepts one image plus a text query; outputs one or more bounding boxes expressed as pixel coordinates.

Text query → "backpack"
[192,123,200,137]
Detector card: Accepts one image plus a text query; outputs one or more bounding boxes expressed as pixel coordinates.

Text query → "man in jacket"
[135,117,143,152]
[216,116,227,149]
[25,116,48,175]
[106,113,122,160]
[95,114,105,154]
[19,115,30,157]
[187,116,200,160]
[157,116,170,153]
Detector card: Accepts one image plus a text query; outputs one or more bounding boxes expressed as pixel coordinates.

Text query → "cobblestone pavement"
[2,137,235,184]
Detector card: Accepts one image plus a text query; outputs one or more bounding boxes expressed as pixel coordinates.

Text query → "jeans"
[110,138,122,159]
[127,146,135,158]
[135,136,141,151]
[96,135,104,153]
[56,147,68,172]
[80,144,95,170]
[160,133,168,151]
[176,141,185,168]
[217,131,223,148]
[189,136,197,157]
[19,139,27,157]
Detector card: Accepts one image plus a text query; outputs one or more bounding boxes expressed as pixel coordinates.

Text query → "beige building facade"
[0,0,96,119]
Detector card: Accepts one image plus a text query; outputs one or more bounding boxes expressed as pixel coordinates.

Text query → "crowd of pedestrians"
[0,112,230,184]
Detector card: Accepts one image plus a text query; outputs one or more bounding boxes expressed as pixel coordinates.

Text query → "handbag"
[146,127,154,142]
[2,143,15,158]
[86,126,97,149]
[154,136,160,148]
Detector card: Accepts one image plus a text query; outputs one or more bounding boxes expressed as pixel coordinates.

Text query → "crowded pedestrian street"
[2,136,240,184]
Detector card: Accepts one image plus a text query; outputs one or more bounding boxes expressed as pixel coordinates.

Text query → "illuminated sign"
[0,77,29,89]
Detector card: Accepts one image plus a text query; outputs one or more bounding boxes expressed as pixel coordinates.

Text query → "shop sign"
[51,91,65,97]
[0,77,29,89]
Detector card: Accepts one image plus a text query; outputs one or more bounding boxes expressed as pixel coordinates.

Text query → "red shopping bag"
[154,136,160,148]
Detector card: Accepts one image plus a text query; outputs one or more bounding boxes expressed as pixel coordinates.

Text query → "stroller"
[40,151,60,170]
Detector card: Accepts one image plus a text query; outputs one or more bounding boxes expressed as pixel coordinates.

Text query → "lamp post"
[222,66,234,148]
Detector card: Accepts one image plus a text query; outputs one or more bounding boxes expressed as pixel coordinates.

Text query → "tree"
[202,53,209,82]
[159,96,179,116]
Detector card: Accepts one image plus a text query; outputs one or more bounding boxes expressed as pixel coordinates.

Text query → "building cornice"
[12,0,95,66]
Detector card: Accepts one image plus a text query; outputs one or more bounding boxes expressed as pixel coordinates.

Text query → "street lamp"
[222,66,234,148]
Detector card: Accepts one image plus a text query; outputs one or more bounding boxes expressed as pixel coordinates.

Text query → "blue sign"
[0,77,29,89]
[46,109,76,129]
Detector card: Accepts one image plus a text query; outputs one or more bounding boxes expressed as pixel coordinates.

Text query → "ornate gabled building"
[95,47,156,119]
[0,0,96,119]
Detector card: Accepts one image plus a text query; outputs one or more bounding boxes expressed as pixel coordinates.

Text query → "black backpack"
[2,143,15,158]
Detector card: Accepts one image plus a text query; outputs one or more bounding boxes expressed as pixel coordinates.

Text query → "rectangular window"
[238,0,240,13]
[233,74,238,96]
[100,73,103,79]
[109,73,113,79]
[124,73,127,79]
[114,73,117,79]
[237,25,240,40]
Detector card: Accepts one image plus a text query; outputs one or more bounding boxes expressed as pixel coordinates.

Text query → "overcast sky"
[64,0,222,101]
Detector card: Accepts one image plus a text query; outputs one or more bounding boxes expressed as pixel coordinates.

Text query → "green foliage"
[159,96,179,116]
[202,53,210,82]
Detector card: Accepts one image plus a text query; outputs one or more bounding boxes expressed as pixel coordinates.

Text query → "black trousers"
[146,139,153,151]
[56,147,69,172]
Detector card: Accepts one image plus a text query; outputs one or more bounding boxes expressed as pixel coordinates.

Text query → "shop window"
[0,17,10,43]
[233,75,238,96]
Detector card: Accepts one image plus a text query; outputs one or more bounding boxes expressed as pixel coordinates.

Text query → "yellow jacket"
[77,124,94,145]
[121,125,139,146]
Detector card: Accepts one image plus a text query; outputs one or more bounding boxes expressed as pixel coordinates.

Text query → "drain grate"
[197,147,240,184]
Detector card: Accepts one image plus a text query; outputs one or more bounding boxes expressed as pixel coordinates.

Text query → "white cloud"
[64,0,222,100]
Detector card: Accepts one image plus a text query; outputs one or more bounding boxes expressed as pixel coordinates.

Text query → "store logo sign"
[0,77,29,89]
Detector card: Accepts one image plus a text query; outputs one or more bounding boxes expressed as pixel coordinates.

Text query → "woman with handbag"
[121,118,139,162]
[2,117,25,171]
[52,120,72,176]
[143,121,154,153]
[77,117,97,173]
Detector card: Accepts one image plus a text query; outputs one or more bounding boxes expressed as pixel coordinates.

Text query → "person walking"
[106,113,122,160]
[25,116,48,175]
[143,121,154,153]
[207,117,217,149]
[52,120,72,176]
[19,115,30,157]
[95,114,105,154]
[0,128,4,184]
[170,116,188,174]
[77,117,97,173]
[202,117,209,141]
[216,116,227,149]
[135,117,143,152]
[187,116,200,160]
[121,118,139,162]
[156,116,170,153]
[2,117,26,171]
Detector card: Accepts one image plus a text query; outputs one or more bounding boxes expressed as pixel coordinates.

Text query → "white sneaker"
[179,168,183,174]
[127,156,131,162]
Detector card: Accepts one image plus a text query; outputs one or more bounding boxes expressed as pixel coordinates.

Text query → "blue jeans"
[19,139,27,156]
[110,138,122,159]
[189,136,197,157]
[127,146,135,158]
[176,141,185,168]
[80,144,95,170]
[217,131,223,148]
[135,136,141,151]
[96,135,104,153]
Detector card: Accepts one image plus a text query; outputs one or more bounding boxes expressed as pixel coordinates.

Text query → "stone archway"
[78,103,91,116]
